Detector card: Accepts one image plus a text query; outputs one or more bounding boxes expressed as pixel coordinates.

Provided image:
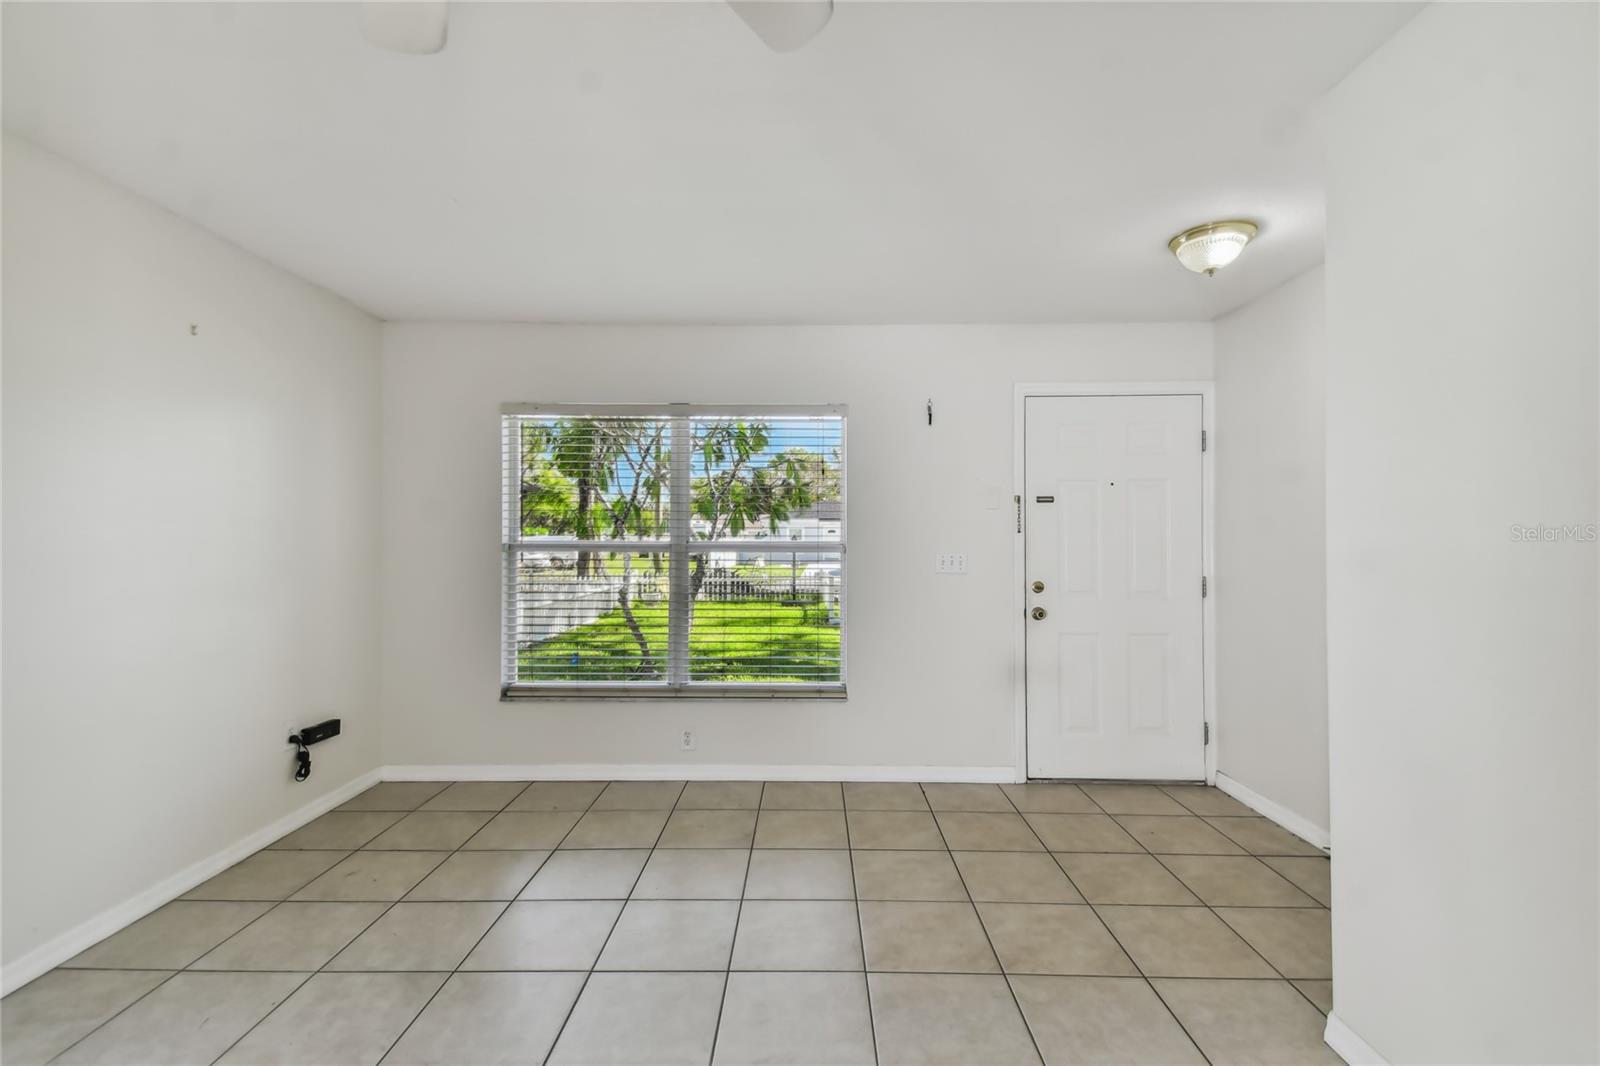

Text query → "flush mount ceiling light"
[728,0,835,52]
[1168,220,1259,276]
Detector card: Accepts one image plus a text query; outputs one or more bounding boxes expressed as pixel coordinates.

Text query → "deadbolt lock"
[1031,606,1047,621]
[1031,580,1045,593]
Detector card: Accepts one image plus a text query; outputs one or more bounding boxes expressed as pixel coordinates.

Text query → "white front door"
[1024,394,1205,780]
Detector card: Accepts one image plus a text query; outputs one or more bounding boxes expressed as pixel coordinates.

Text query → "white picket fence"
[696,573,838,603]
[517,569,840,644]
[516,572,666,643]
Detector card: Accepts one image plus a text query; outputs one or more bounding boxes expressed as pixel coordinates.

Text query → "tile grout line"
[925,785,1049,1066]
[1141,782,1326,911]
[1008,783,1216,1066]
[1143,786,1330,1005]
[540,780,685,1066]
[706,781,765,1066]
[1106,785,1330,1051]
[42,781,464,1066]
[204,780,512,1065]
[40,968,184,1063]
[264,838,1319,858]
[1144,851,1323,910]
[135,967,1320,980]
[49,897,1329,910]
[252,783,565,1061]
[27,780,1330,1065]
[842,785,882,1066]
[371,780,597,1066]
[1102,785,1333,1044]
[68,872,338,1051]
[1086,898,1312,1017]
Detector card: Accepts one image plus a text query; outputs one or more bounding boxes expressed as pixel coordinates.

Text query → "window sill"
[501,683,847,702]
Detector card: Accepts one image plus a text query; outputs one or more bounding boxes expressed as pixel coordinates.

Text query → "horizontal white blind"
[507,415,672,544]
[502,406,846,695]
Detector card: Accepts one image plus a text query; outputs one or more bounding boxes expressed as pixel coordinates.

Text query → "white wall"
[1214,266,1328,836]
[1324,5,1598,1062]
[1,136,384,977]
[381,323,1212,772]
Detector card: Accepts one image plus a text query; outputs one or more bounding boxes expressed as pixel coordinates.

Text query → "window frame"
[500,402,848,700]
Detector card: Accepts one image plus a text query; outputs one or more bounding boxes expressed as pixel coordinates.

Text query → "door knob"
[1031,606,1047,621]
[1031,580,1045,593]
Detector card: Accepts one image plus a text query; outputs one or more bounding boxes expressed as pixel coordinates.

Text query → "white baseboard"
[1,768,382,997]
[381,764,1017,784]
[1324,1012,1387,1065]
[1213,772,1331,851]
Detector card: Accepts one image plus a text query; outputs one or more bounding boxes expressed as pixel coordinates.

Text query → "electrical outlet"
[935,552,968,574]
[679,729,696,751]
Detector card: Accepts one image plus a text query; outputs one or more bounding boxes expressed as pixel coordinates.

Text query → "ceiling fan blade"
[360,1,449,55]
[727,0,834,52]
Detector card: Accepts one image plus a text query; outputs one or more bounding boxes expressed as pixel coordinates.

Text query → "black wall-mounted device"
[288,718,342,782]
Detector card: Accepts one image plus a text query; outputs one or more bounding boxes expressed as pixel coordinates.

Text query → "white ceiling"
[3,1,1416,323]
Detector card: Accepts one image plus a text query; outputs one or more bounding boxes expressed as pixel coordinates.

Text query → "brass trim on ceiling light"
[1167,220,1259,255]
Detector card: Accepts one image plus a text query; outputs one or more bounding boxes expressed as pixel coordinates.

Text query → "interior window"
[501,405,846,698]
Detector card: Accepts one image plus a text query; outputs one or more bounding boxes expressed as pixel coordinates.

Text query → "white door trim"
[1012,382,1216,785]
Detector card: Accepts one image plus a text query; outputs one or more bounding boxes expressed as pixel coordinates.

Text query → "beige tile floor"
[1,780,1336,1065]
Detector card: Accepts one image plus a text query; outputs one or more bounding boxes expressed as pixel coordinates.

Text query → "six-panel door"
[1024,394,1205,780]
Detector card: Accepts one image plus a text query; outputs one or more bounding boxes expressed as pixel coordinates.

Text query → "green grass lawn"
[517,600,840,683]
[587,555,669,577]
[579,556,823,580]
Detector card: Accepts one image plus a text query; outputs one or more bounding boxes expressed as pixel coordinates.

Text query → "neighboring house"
[694,502,842,568]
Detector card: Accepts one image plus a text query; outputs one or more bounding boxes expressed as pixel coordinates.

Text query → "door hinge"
[1015,494,1022,534]
[1204,722,1211,745]
[1201,429,1208,452]
[1201,575,1208,598]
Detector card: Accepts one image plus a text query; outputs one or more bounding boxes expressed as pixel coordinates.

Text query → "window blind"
[502,405,846,698]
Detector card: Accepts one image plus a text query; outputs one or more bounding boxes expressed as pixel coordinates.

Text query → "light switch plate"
[935,552,968,574]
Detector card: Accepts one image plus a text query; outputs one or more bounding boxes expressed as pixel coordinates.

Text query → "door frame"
[1011,382,1217,785]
